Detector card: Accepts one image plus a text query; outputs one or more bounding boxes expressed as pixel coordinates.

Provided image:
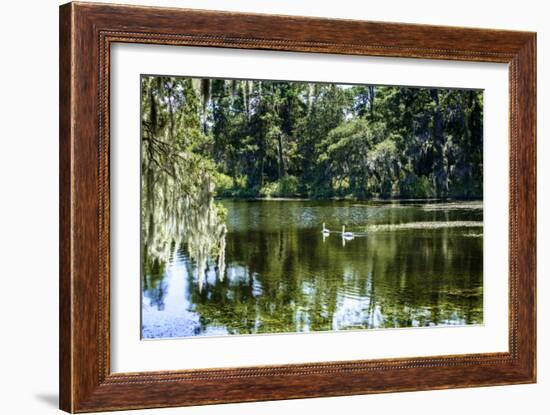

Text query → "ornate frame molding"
[60,2,536,412]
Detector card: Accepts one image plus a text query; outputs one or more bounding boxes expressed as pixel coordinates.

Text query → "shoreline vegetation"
[214,196,484,202]
[140,76,485,336]
[141,76,483,275]
[141,78,483,199]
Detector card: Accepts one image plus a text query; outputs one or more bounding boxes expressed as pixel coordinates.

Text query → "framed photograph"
[59,2,536,412]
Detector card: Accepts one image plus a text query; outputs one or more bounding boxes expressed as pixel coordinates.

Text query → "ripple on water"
[421,201,483,211]
[365,221,483,232]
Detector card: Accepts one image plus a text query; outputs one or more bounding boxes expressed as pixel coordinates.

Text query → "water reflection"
[142,200,483,338]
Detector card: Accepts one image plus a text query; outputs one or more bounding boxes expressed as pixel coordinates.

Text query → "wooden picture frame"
[59,2,536,412]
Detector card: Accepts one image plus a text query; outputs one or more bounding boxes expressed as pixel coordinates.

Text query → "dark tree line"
[142,76,483,203]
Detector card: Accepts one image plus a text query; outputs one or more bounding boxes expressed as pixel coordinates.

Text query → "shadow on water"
[142,200,483,338]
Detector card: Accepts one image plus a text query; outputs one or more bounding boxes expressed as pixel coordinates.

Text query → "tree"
[141,76,484,265]
[141,76,227,289]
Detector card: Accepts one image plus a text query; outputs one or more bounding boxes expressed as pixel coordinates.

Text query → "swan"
[322,222,330,235]
[342,225,354,240]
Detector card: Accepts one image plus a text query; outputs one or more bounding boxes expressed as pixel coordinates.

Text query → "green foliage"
[259,175,300,198]
[399,173,435,198]
[140,75,485,333]
[367,139,399,197]
[142,77,483,211]
[214,173,234,196]
[141,76,227,283]
[215,174,257,198]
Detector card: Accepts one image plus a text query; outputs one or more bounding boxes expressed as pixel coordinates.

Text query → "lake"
[141,199,483,339]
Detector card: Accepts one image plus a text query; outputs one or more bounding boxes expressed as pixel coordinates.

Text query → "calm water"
[141,200,483,338]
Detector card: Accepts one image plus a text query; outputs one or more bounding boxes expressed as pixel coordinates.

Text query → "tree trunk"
[277,133,284,179]
[430,89,448,196]
[368,85,375,118]
[200,79,210,134]
[242,81,249,118]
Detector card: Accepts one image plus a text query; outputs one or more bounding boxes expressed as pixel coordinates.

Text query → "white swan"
[322,222,330,235]
[342,225,354,240]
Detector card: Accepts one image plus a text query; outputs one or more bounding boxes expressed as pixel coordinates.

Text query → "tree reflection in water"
[142,200,483,338]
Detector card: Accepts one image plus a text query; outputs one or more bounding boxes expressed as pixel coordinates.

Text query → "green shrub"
[259,182,279,198]
[259,175,299,198]
[279,175,299,196]
[214,173,234,196]
[233,175,247,190]
[215,174,255,197]
[399,174,435,198]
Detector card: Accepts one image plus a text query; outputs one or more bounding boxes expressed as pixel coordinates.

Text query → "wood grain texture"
[59,3,73,412]
[59,2,537,412]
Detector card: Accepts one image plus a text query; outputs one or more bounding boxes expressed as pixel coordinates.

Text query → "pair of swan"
[321,223,354,240]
